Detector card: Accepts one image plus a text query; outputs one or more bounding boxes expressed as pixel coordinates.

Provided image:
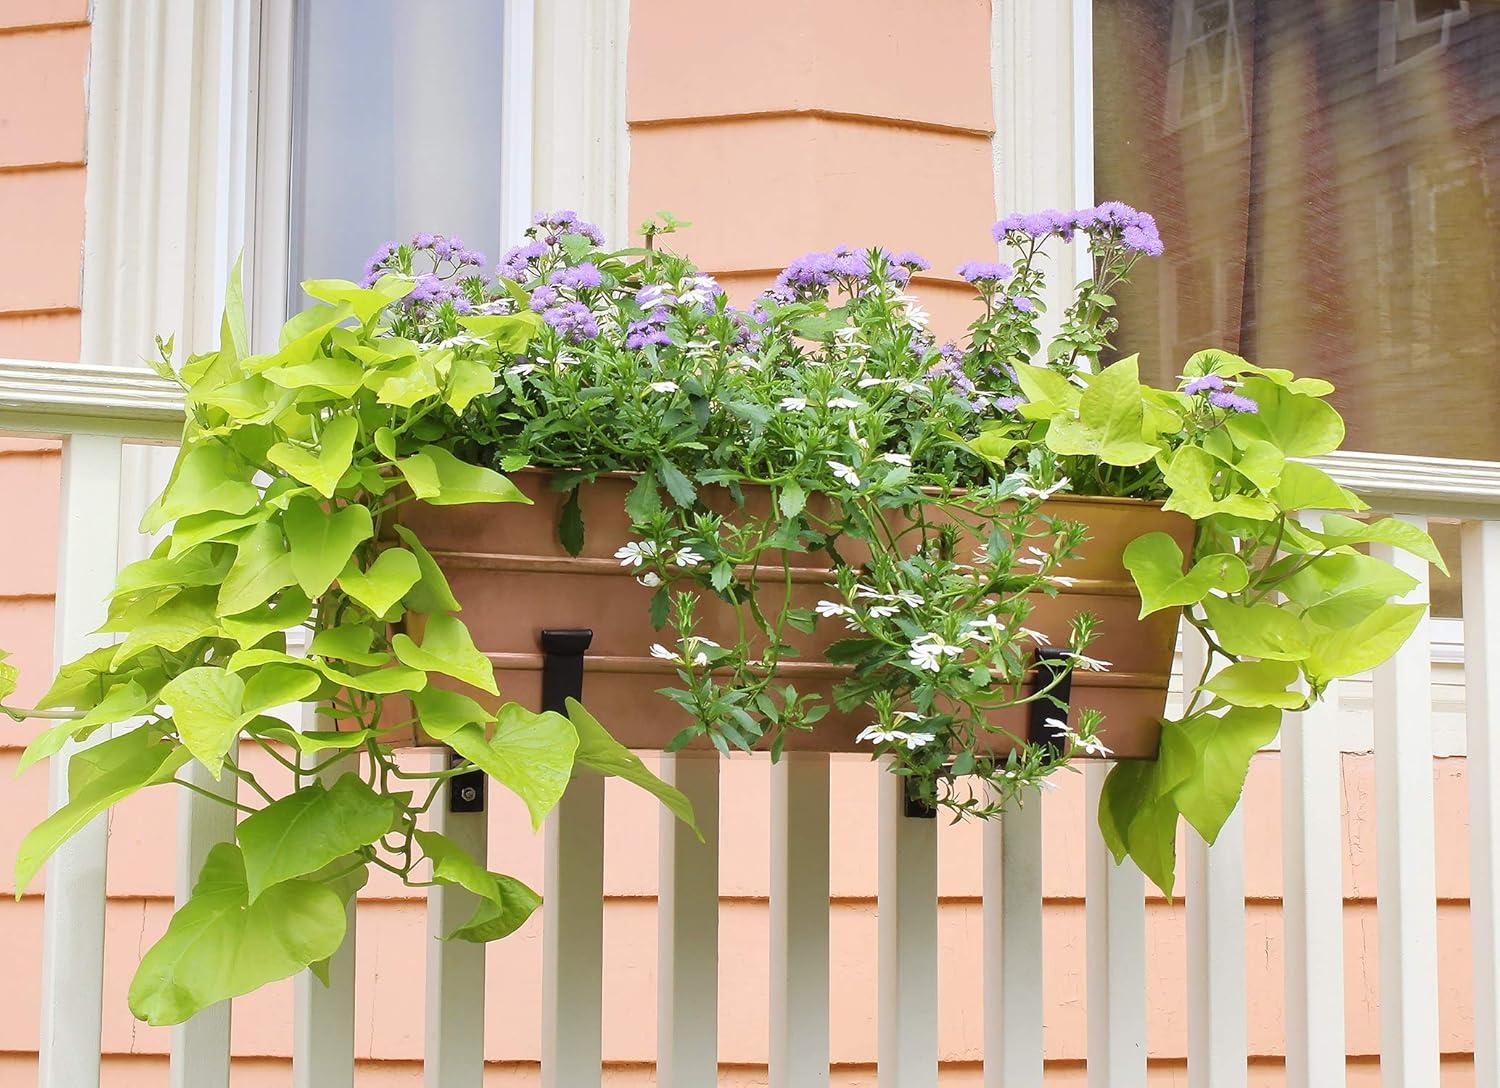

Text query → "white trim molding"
[1306,451,1500,519]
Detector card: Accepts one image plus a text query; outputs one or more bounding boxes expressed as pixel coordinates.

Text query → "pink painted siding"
[0,1,1479,1084]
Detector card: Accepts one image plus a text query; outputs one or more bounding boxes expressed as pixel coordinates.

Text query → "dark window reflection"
[1095,0,1500,461]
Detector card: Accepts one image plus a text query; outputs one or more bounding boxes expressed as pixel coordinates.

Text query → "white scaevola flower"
[673,547,706,567]
[815,600,853,618]
[1078,733,1113,757]
[881,452,912,466]
[894,591,923,608]
[1045,575,1078,588]
[1018,626,1051,646]
[637,571,662,588]
[858,376,893,388]
[650,643,677,662]
[615,540,659,567]
[1065,652,1112,672]
[854,585,882,600]
[908,633,964,672]
[894,710,924,722]
[827,396,861,410]
[868,604,899,618]
[895,730,937,749]
[779,396,808,411]
[1016,556,1045,568]
[856,724,900,745]
[833,325,861,343]
[648,380,680,393]
[437,333,486,349]
[509,362,537,376]
[1015,477,1071,501]
[829,461,861,488]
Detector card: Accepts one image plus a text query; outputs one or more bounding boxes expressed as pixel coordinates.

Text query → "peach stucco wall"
[0,1,1479,1084]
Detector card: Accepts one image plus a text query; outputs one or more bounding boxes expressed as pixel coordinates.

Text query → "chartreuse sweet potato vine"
[0,264,696,1027]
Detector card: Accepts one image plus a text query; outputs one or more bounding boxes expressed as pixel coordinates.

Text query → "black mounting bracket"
[448,627,594,813]
[1028,647,1074,763]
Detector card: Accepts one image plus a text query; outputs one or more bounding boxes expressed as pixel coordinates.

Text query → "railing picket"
[1181,625,1248,1088]
[769,752,830,1087]
[985,787,1045,1088]
[1370,519,1441,1086]
[657,752,720,1086]
[170,763,236,1088]
[293,711,357,1088]
[1084,763,1147,1088]
[1280,684,1346,1088]
[878,764,938,1087]
[424,758,489,1088]
[37,433,124,1088]
[1465,519,1500,1088]
[541,774,606,1088]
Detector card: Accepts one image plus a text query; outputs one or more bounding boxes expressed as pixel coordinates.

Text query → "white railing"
[6,357,1500,1087]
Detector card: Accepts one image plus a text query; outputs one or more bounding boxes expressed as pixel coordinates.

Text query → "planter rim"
[507,465,1174,512]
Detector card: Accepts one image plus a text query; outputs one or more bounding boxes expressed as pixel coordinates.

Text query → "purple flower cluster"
[774,246,871,295]
[992,202,1164,257]
[927,344,979,406]
[497,240,549,282]
[1009,294,1036,313]
[1184,373,1257,413]
[533,209,606,246]
[891,251,931,273]
[528,285,560,311]
[541,300,600,343]
[360,241,400,287]
[419,233,485,266]
[957,260,1015,287]
[550,262,604,290]
[1207,390,1258,414]
[625,307,673,350]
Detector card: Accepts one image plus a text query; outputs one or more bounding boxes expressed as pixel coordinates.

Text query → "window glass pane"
[290,0,506,300]
[1094,0,1500,461]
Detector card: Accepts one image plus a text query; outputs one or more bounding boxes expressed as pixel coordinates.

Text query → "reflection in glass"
[1095,0,1499,460]
[290,0,506,302]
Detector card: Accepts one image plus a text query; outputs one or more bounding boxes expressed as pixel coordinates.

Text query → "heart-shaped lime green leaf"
[0,649,15,704]
[446,702,577,827]
[411,687,494,741]
[267,414,359,498]
[260,355,366,399]
[391,525,461,613]
[112,544,233,600]
[245,716,373,753]
[236,773,394,901]
[446,355,495,413]
[108,587,221,668]
[127,842,347,1026]
[218,521,297,617]
[338,548,420,618]
[308,624,389,667]
[302,276,415,324]
[565,698,698,836]
[1044,356,1163,467]
[1167,706,1282,842]
[1269,462,1367,513]
[457,311,543,352]
[1122,532,1250,618]
[159,667,248,776]
[284,497,375,597]
[1200,597,1311,662]
[1201,659,1304,710]
[1226,379,1344,457]
[1305,513,1448,575]
[414,829,541,943]
[18,679,153,774]
[140,442,260,535]
[392,614,496,695]
[167,506,273,556]
[1012,365,1082,421]
[219,588,312,648]
[1162,447,1276,521]
[369,354,441,408]
[402,446,530,506]
[1304,602,1427,686]
[1098,759,1181,897]
[15,726,190,894]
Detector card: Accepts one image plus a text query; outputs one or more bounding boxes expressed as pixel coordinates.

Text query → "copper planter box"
[392,471,1193,759]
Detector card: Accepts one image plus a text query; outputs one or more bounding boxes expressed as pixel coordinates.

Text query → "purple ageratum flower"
[993,396,1024,411]
[1009,294,1036,313]
[542,301,600,343]
[407,273,446,303]
[550,262,604,290]
[533,209,606,247]
[625,321,674,350]
[891,250,931,272]
[1183,374,1227,395]
[497,240,549,282]
[528,285,560,311]
[1207,390,1258,414]
[957,260,1015,286]
[1121,221,1164,256]
[456,248,487,267]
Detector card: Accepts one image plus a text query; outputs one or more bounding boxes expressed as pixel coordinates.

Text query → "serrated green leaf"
[391,614,496,695]
[565,698,698,836]
[338,548,421,618]
[127,842,346,1026]
[1122,532,1249,617]
[624,471,661,520]
[446,702,577,828]
[559,488,584,556]
[658,459,697,506]
[779,481,806,518]
[284,497,375,597]
[236,774,393,901]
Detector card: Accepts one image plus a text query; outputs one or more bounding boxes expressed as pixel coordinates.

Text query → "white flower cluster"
[649,636,721,667]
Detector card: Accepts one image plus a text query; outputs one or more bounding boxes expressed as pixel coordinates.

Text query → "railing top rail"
[0,358,185,442]
[1,357,1496,514]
